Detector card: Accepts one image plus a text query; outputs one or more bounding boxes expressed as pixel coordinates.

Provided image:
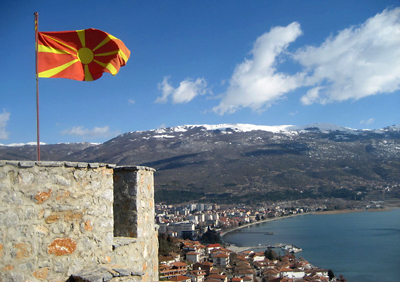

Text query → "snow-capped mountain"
[1,123,399,204]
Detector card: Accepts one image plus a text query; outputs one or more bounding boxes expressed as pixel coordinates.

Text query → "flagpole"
[34,12,40,161]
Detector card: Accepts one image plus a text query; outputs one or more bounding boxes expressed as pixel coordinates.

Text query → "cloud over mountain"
[61,126,119,139]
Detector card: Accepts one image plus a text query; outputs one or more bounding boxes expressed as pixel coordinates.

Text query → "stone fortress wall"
[0,160,158,282]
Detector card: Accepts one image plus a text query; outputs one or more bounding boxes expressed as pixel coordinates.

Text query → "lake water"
[223,209,400,282]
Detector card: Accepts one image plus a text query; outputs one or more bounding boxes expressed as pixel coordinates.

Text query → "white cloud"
[0,110,10,140]
[156,76,208,104]
[61,125,119,139]
[361,118,375,125]
[213,22,303,115]
[212,8,400,115]
[128,99,135,105]
[295,8,400,105]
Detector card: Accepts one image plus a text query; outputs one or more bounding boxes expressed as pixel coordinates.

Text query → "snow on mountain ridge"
[159,124,298,133]
[293,123,357,133]
[154,123,360,134]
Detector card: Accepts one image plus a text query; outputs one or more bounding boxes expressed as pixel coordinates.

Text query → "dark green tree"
[328,269,335,280]
[200,228,221,244]
[264,248,277,260]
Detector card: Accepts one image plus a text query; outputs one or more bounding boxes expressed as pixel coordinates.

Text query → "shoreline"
[312,208,392,215]
[221,208,394,243]
[221,208,395,252]
[221,213,309,238]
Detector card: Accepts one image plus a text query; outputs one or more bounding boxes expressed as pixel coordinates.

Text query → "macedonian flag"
[37,28,130,81]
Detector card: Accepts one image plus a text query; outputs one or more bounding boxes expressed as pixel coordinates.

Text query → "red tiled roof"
[213,253,229,258]
[208,274,227,279]
[207,244,221,248]
[171,261,188,267]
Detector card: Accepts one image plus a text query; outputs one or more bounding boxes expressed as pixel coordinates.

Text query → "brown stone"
[84,220,93,231]
[0,243,3,258]
[15,242,31,259]
[56,190,70,201]
[32,267,49,279]
[35,189,52,204]
[48,238,77,256]
[65,212,83,221]
[106,255,112,263]
[38,209,45,219]
[3,265,14,271]
[143,262,147,271]
[45,214,60,224]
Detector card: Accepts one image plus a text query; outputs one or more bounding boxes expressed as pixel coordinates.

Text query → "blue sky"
[1,0,400,144]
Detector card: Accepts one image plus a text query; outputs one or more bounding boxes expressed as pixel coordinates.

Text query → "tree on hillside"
[158,234,181,256]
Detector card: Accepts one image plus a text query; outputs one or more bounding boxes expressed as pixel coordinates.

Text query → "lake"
[223,209,400,282]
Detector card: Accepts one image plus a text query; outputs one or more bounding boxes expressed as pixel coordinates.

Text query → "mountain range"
[1,123,400,204]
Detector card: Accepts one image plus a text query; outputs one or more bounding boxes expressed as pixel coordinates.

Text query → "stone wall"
[112,167,159,282]
[0,161,158,282]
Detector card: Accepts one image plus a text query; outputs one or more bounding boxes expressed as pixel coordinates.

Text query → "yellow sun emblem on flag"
[37,28,130,81]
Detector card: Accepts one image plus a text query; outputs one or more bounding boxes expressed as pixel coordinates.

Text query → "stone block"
[18,161,35,168]
[48,238,77,256]
[18,170,35,185]
[54,174,71,186]
[35,189,52,204]
[32,267,49,279]
[2,210,19,226]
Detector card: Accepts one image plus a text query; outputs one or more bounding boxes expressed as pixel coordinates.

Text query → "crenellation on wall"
[0,161,158,282]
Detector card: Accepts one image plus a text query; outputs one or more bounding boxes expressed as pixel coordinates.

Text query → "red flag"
[37,28,130,81]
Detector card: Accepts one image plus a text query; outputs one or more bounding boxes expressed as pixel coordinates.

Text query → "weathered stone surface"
[35,189,52,204]
[45,214,60,224]
[64,212,83,221]
[14,242,31,259]
[64,162,78,167]
[72,265,141,282]
[18,170,34,184]
[113,237,136,249]
[88,163,100,168]
[48,238,77,256]
[37,161,64,167]
[0,161,157,281]
[32,267,49,279]
[54,174,71,186]
[2,210,19,226]
[84,220,93,231]
[19,161,35,168]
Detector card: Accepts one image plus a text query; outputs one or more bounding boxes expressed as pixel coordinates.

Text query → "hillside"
[1,123,400,204]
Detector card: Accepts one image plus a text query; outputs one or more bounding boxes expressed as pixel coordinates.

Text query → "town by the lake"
[156,201,387,282]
